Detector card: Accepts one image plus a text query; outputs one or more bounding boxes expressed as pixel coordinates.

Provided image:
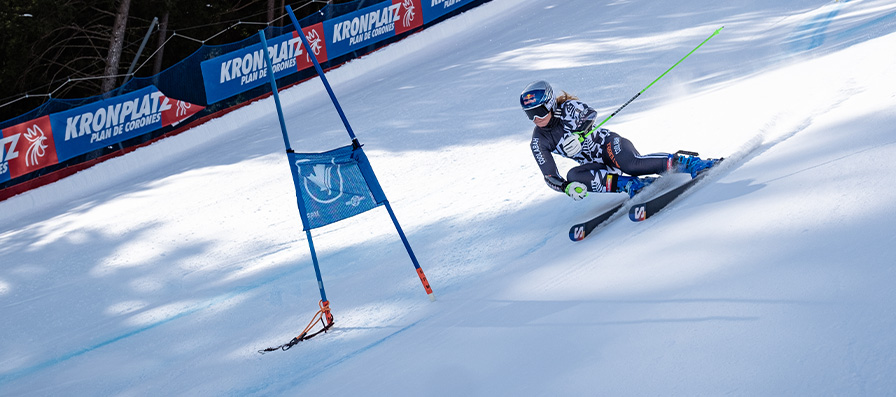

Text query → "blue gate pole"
[285,6,359,146]
[258,30,331,308]
[285,7,435,301]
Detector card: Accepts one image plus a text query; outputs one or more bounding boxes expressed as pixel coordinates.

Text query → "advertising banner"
[421,0,477,24]
[201,24,327,104]
[324,0,423,59]
[48,85,204,163]
[1,86,202,183]
[0,115,59,183]
[296,23,329,72]
[201,0,438,104]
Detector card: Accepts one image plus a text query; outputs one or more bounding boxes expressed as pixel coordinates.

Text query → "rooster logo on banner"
[24,124,49,167]
[402,0,417,28]
[305,29,324,60]
[176,100,192,117]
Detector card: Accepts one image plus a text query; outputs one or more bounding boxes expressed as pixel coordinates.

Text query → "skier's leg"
[566,163,615,193]
[601,132,719,177]
[567,163,656,197]
[601,133,669,176]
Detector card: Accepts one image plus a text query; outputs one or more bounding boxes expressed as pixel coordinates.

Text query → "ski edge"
[628,159,723,222]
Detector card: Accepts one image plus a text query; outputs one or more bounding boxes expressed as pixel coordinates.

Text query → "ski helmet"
[520,80,554,121]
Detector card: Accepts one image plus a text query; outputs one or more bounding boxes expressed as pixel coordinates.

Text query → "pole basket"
[258,300,335,354]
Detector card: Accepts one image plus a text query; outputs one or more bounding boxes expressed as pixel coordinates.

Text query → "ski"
[569,201,625,241]
[568,173,664,241]
[570,157,724,241]
[628,159,722,222]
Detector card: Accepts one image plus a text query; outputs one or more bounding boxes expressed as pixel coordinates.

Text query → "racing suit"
[529,99,670,194]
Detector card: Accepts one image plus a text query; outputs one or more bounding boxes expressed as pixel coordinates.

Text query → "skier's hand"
[565,181,588,201]
[559,133,582,157]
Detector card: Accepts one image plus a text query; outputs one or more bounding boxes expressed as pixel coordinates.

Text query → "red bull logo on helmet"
[522,93,537,106]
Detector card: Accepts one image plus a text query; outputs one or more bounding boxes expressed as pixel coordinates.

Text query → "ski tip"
[629,204,647,222]
[570,225,586,242]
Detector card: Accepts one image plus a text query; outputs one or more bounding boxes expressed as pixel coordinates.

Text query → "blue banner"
[421,0,477,24]
[201,31,304,104]
[323,0,424,59]
[200,0,475,105]
[288,145,386,230]
[48,85,204,162]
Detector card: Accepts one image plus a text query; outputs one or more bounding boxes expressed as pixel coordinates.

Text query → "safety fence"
[0,0,488,201]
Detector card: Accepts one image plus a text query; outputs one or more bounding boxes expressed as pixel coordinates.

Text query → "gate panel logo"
[297,158,344,204]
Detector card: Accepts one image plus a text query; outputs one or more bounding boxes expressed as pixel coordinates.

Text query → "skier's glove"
[565,181,588,201]
[559,133,583,157]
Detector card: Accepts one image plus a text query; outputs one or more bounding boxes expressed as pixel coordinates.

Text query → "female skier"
[521,80,717,201]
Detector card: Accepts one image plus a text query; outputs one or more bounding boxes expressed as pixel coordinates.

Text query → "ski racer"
[521,80,717,201]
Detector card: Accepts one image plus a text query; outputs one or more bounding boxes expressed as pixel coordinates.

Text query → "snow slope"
[2,0,896,395]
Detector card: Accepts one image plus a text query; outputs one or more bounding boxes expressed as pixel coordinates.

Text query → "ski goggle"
[524,104,551,121]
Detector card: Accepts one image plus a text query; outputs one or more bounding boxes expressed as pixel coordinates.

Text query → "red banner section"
[1,116,59,181]
[295,23,329,72]
[394,0,424,36]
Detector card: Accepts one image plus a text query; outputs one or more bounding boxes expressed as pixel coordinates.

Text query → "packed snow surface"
[2,0,896,395]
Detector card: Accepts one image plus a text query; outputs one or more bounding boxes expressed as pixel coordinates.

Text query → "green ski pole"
[580,26,724,141]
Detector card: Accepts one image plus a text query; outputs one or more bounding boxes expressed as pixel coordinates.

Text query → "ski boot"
[670,151,718,178]
[616,175,656,198]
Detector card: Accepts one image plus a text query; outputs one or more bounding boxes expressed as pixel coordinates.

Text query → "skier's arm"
[532,131,589,200]
[556,99,599,135]
[531,136,567,193]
